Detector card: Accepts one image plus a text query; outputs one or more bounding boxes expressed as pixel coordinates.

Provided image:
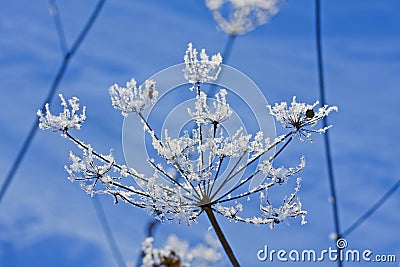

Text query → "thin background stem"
[0,0,106,205]
[315,1,343,266]
[341,179,400,237]
[49,0,68,55]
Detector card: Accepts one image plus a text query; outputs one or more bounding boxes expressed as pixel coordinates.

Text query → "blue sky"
[0,0,399,266]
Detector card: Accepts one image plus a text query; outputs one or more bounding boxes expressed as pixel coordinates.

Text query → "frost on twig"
[259,156,305,184]
[267,96,338,141]
[260,177,307,228]
[188,89,232,125]
[183,43,222,86]
[65,146,114,195]
[109,78,158,116]
[141,233,223,267]
[37,94,86,132]
[206,0,281,35]
[215,177,307,229]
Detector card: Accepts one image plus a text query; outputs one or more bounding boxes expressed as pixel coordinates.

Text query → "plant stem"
[203,205,240,267]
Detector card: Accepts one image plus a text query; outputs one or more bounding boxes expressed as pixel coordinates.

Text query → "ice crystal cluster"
[268,96,338,141]
[38,43,337,228]
[109,78,157,116]
[37,94,86,132]
[141,233,222,267]
[206,0,281,35]
[184,43,222,86]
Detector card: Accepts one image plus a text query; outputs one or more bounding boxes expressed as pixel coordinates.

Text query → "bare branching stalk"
[203,205,240,267]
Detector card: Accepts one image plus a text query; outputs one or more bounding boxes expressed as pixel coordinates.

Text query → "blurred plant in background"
[140,233,222,267]
[206,0,281,35]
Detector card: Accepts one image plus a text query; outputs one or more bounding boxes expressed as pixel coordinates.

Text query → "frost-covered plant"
[184,43,222,86]
[206,0,281,35]
[267,96,338,141]
[37,94,86,132]
[188,89,232,126]
[141,233,222,267]
[38,43,337,266]
[109,78,157,116]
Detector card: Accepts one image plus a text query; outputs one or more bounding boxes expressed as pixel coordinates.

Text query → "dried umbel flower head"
[37,44,337,228]
[109,78,158,116]
[188,89,233,125]
[183,43,222,86]
[37,94,86,132]
[38,42,337,266]
[267,96,338,141]
[206,0,281,35]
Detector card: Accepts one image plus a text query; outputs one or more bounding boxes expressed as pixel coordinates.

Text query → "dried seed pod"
[306,109,315,118]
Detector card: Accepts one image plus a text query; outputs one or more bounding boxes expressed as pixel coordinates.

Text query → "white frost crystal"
[37,94,86,132]
[109,78,157,116]
[183,43,222,85]
[267,96,338,141]
[188,89,232,125]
